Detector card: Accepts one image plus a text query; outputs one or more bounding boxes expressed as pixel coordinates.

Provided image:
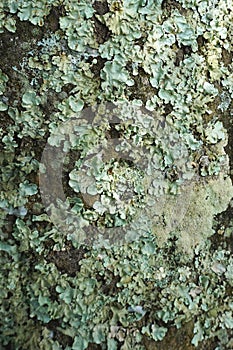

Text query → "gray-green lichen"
[0,0,233,349]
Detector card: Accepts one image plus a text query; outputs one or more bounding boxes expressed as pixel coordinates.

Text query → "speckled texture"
[0,0,233,349]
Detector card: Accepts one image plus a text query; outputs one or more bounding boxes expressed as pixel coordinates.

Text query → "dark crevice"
[127,67,156,104]
[87,344,103,350]
[210,100,233,253]
[106,123,121,139]
[0,18,43,73]
[164,103,173,116]
[212,203,233,253]
[89,56,107,77]
[92,15,110,44]
[93,0,109,15]
[96,272,121,296]
[222,47,232,66]
[219,104,233,182]
[44,6,65,32]
[46,245,88,276]
[61,83,76,95]
[161,0,187,17]
[175,44,192,66]
[47,319,73,347]
[197,35,207,51]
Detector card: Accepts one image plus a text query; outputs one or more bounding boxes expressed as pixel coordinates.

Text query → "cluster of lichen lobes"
[0,0,233,349]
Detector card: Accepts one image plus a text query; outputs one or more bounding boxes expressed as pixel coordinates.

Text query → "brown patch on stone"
[0,18,43,72]
[219,100,233,182]
[47,244,88,276]
[164,103,173,116]
[197,35,206,51]
[161,0,187,17]
[93,15,110,44]
[87,343,103,350]
[211,203,233,253]
[47,319,73,347]
[44,6,65,32]
[0,19,43,107]
[175,44,192,66]
[93,0,109,15]
[89,56,107,77]
[143,321,220,350]
[96,272,121,296]
[222,47,232,66]
[127,67,156,104]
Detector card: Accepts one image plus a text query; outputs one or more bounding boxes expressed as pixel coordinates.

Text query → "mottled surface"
[0,0,233,349]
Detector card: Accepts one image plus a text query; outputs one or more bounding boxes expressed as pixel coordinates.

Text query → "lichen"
[0,0,233,349]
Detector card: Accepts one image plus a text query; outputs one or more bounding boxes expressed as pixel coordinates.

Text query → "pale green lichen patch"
[172,174,233,253]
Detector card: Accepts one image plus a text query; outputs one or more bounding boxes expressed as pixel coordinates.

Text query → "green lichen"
[0,0,233,349]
